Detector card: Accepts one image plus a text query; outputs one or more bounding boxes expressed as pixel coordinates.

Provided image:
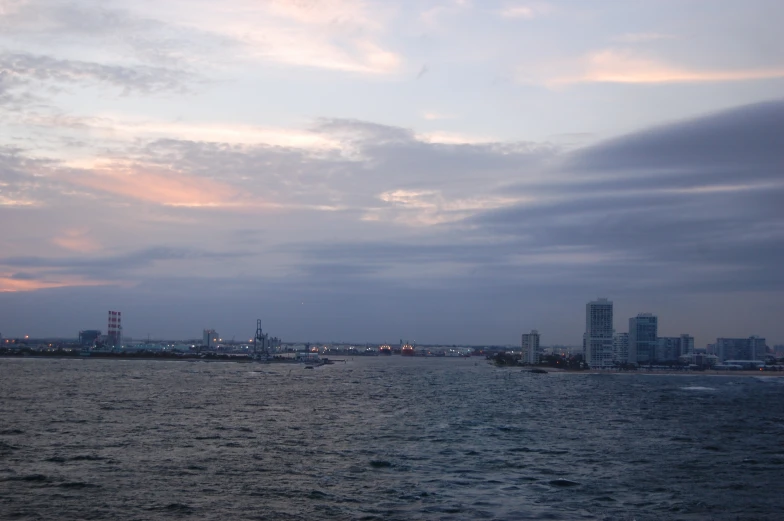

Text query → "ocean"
[1,356,783,520]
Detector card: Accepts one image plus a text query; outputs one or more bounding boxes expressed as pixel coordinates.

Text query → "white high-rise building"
[584,298,614,368]
[521,330,540,365]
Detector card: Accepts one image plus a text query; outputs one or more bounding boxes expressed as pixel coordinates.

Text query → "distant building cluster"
[578,297,765,369]
[522,298,770,369]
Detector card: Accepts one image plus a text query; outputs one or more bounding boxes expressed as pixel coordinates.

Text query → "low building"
[722,360,766,370]
[680,353,719,369]
[656,335,694,362]
[716,336,766,362]
[78,330,101,346]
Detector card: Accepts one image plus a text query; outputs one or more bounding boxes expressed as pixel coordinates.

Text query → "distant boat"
[529,368,548,374]
[401,344,415,356]
[379,345,392,355]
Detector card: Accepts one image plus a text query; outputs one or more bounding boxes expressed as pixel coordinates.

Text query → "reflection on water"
[1,357,783,520]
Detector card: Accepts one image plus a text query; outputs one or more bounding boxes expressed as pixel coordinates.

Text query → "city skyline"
[0,295,776,352]
[1,1,783,346]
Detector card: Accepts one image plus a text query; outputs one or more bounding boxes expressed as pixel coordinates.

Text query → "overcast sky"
[1,0,782,347]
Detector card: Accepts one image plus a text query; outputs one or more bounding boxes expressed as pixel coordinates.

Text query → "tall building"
[629,313,658,364]
[613,332,629,364]
[584,298,614,368]
[203,329,219,348]
[716,336,766,361]
[521,330,540,365]
[656,337,680,362]
[679,334,695,356]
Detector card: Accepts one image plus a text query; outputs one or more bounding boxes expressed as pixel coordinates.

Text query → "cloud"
[570,100,784,174]
[551,49,784,85]
[63,162,249,208]
[0,0,232,67]
[612,32,676,44]
[0,273,110,292]
[372,188,522,226]
[0,0,144,36]
[498,3,552,19]
[51,228,101,252]
[269,100,784,317]
[1,101,783,343]
[0,246,254,292]
[416,131,496,145]
[244,31,401,74]
[4,100,784,300]
[422,111,455,121]
[0,52,193,94]
[0,246,242,271]
[469,101,784,291]
[0,0,401,75]
[0,146,58,206]
[74,117,340,150]
[499,6,535,19]
[419,1,471,29]
[168,0,402,74]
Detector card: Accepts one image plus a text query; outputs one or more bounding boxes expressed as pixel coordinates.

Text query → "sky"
[0,0,783,347]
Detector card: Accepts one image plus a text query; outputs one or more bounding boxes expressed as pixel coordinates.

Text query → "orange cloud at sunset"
[549,49,784,86]
[0,273,113,293]
[65,164,248,208]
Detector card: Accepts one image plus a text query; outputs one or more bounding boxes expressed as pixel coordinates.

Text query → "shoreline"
[571,369,784,377]
[4,355,783,376]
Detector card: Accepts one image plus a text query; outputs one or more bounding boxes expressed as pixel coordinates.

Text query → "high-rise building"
[521,330,540,365]
[584,298,614,368]
[629,313,658,364]
[680,334,695,356]
[203,329,219,348]
[613,332,629,364]
[716,336,766,361]
[656,337,680,362]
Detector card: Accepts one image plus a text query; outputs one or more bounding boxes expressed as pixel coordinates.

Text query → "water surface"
[1,357,783,520]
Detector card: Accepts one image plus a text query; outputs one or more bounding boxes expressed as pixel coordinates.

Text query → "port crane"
[253,319,281,360]
[253,319,268,358]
